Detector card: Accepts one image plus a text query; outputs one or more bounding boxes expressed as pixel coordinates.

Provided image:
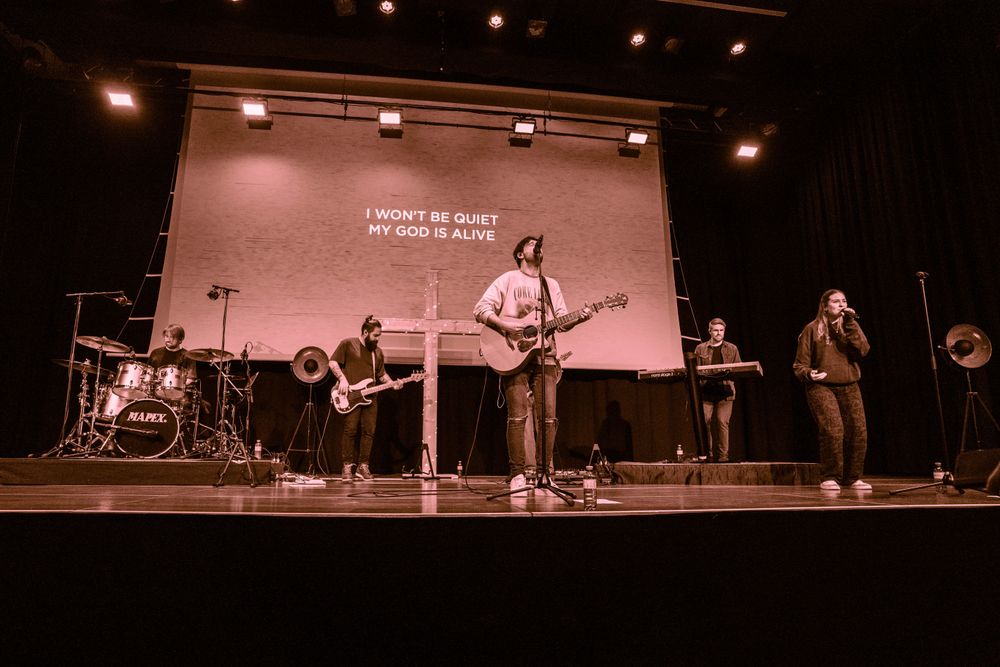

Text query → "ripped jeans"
[502,362,558,477]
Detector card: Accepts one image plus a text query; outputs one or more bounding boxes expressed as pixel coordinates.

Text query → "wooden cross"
[380,270,481,475]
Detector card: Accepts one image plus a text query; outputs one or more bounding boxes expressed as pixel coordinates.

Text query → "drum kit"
[52,335,244,459]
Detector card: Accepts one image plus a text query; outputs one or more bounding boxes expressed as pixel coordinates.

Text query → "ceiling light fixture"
[625,128,649,145]
[509,117,536,147]
[630,32,647,48]
[737,144,759,158]
[107,91,135,107]
[378,1,396,16]
[378,107,403,138]
[488,14,504,29]
[242,98,273,130]
[730,41,747,56]
[526,19,548,39]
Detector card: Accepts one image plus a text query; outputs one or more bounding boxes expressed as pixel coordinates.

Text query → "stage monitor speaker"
[952,448,1000,488]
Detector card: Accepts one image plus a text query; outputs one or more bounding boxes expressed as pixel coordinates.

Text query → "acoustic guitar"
[479,292,628,375]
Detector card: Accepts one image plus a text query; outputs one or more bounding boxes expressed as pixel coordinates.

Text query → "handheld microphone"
[534,234,544,257]
[842,307,860,321]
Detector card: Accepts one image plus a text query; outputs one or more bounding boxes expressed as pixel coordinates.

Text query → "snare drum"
[154,364,189,401]
[112,399,180,458]
[95,384,131,419]
[112,361,152,399]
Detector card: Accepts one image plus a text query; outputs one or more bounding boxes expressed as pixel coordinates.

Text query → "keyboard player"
[693,318,742,462]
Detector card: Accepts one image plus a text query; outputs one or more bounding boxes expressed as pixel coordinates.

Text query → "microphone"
[114,295,132,306]
[534,234,544,257]
[842,307,860,321]
[915,271,929,279]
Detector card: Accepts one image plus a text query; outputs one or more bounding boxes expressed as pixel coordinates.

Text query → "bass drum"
[112,399,179,458]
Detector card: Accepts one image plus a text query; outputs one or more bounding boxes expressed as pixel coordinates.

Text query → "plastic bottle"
[933,462,945,493]
[676,444,684,462]
[583,466,598,511]
[456,460,464,480]
[254,439,262,460]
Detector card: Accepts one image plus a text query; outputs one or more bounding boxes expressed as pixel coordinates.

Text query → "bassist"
[473,236,592,492]
[329,316,401,482]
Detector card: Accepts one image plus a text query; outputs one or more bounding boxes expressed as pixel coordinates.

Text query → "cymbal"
[187,348,234,362]
[52,358,113,379]
[77,335,131,353]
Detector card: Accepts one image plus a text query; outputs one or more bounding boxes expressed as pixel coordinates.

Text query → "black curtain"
[667,1,1000,474]
[3,3,1000,473]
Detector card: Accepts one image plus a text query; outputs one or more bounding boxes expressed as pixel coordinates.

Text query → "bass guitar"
[331,371,428,414]
[479,292,628,375]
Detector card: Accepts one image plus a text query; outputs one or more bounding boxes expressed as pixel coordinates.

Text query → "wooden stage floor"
[0,475,997,515]
[3,474,1000,662]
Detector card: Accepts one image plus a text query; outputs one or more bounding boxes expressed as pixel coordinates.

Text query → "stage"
[3,471,998,661]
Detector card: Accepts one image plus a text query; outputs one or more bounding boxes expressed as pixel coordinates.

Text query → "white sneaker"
[849,480,873,491]
[820,480,841,491]
[509,473,528,494]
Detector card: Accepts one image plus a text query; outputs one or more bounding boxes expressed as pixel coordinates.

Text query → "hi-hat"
[945,324,992,369]
[291,346,329,384]
[76,335,130,353]
[187,348,234,362]
[52,358,113,379]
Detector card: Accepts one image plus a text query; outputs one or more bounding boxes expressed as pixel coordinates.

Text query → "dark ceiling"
[0,0,965,132]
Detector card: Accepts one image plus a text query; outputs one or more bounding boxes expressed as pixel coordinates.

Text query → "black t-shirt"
[148,347,197,375]
[331,338,385,386]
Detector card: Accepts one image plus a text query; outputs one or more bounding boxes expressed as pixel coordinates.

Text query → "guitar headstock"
[410,370,429,381]
[602,292,629,311]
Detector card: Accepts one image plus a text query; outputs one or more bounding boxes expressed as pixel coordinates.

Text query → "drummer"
[148,324,198,379]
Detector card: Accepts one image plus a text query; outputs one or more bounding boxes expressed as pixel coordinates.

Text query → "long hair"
[812,289,844,343]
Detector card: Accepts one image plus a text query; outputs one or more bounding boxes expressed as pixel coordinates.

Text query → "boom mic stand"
[206,284,256,487]
[489,248,575,506]
[891,272,953,495]
[46,290,127,457]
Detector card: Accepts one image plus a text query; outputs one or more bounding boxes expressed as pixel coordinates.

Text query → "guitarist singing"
[474,235,592,493]
[329,316,401,483]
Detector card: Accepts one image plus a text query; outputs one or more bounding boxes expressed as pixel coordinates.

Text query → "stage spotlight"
[508,117,535,148]
[488,13,504,29]
[242,98,273,130]
[378,1,396,16]
[378,107,403,138]
[625,128,649,145]
[630,32,647,48]
[730,41,748,56]
[107,90,134,107]
[334,0,357,16]
[662,36,684,55]
[736,144,759,158]
[526,19,548,39]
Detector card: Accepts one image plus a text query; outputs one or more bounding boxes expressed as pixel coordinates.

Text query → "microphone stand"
[489,247,575,505]
[45,290,126,457]
[207,285,257,487]
[890,272,953,495]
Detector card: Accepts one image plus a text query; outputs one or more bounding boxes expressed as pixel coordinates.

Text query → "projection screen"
[154,67,682,371]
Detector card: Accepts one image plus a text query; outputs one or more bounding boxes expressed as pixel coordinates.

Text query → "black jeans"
[805,382,868,484]
[341,401,377,466]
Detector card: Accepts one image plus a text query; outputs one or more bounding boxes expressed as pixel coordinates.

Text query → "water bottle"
[676,444,684,462]
[456,460,464,479]
[254,439,262,460]
[583,466,598,511]
[933,462,945,493]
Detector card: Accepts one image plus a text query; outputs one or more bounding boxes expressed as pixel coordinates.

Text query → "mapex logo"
[126,411,168,423]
